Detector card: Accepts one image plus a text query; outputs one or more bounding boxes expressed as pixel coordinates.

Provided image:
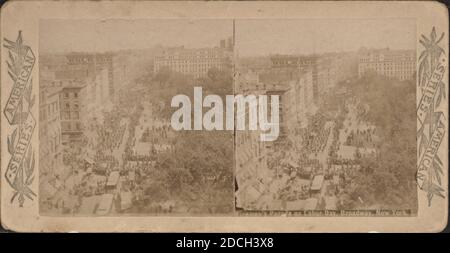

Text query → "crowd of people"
[94,123,126,151]
[257,96,382,212]
[301,117,331,153]
[344,128,376,147]
[140,125,170,142]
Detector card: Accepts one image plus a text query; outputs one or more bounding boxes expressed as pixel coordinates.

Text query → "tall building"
[271,53,359,103]
[65,53,115,98]
[41,52,120,101]
[234,87,271,210]
[81,68,112,124]
[284,70,316,132]
[59,80,86,145]
[270,55,320,103]
[235,127,270,209]
[39,84,63,176]
[265,86,289,142]
[153,38,233,78]
[358,48,416,81]
[239,66,317,143]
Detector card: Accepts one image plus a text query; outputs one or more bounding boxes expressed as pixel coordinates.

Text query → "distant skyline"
[40,19,233,53]
[236,19,416,57]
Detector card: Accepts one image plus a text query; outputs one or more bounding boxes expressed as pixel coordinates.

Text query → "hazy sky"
[40,19,233,53]
[40,18,415,55]
[236,19,416,56]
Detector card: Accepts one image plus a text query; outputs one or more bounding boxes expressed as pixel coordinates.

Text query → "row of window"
[359,57,415,63]
[63,91,79,99]
[359,67,415,74]
[61,121,82,132]
[156,64,222,69]
[358,71,413,80]
[154,66,222,74]
[63,102,79,110]
[68,57,112,64]
[61,111,80,120]
[160,53,224,59]
[360,62,415,67]
[155,60,223,66]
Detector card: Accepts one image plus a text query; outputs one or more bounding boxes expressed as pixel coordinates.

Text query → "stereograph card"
[0,0,448,232]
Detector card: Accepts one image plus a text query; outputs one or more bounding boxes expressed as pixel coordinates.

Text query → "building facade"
[283,70,316,132]
[154,38,233,78]
[235,106,270,210]
[358,48,416,81]
[270,55,320,103]
[65,53,115,98]
[39,85,64,176]
[271,53,358,103]
[59,81,86,145]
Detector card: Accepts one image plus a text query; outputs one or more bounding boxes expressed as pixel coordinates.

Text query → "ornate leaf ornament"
[417,27,447,206]
[3,31,37,206]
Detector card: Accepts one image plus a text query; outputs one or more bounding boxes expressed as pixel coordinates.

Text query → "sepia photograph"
[0,0,447,233]
[234,19,418,215]
[38,19,235,216]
